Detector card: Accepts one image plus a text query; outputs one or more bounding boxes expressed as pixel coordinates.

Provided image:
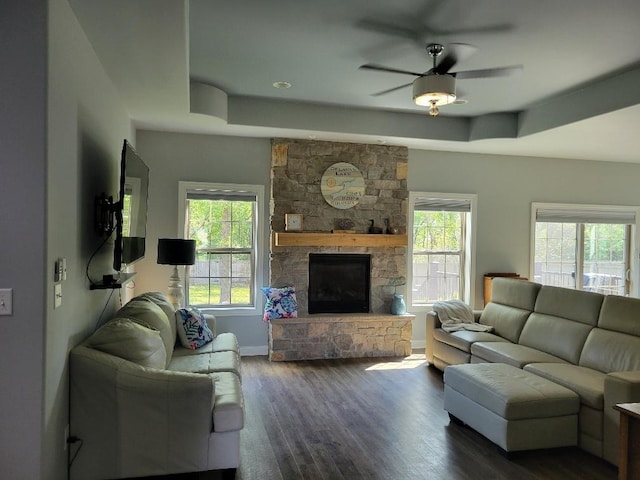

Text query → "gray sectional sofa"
[69,292,243,480]
[426,278,640,465]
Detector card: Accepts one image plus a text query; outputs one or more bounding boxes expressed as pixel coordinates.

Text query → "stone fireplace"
[268,139,413,360]
[308,253,371,314]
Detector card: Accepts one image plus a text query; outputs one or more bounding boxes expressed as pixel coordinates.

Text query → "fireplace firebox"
[308,253,371,314]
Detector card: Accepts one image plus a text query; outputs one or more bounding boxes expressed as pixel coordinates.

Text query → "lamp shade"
[412,74,456,106]
[157,238,196,265]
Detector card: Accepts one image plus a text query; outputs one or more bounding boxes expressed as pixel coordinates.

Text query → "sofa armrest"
[204,313,217,336]
[426,309,483,364]
[425,311,440,364]
[605,370,640,401]
[70,346,240,479]
[115,362,217,433]
[603,371,640,465]
[426,311,442,329]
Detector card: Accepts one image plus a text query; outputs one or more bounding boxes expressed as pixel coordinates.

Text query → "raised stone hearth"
[269,314,414,361]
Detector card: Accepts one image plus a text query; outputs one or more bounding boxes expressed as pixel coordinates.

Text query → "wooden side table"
[614,402,640,480]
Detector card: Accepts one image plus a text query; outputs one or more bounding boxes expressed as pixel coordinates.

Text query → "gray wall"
[0,1,132,478]
[407,149,640,342]
[0,1,47,477]
[134,132,640,353]
[134,131,271,351]
[44,0,134,477]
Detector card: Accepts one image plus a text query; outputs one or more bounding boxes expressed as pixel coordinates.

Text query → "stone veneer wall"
[269,138,409,314]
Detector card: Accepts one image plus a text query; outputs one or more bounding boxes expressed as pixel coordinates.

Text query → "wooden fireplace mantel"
[273,232,408,248]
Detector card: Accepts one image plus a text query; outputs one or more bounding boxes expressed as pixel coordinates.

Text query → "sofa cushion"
[173,332,239,357]
[133,292,177,344]
[534,285,604,326]
[433,329,509,353]
[470,341,568,369]
[175,307,215,350]
[597,295,640,336]
[168,350,241,378]
[518,312,594,365]
[117,298,174,367]
[523,363,606,410]
[478,303,531,343]
[580,328,640,373]
[87,318,166,369]
[490,278,541,311]
[444,363,579,420]
[433,342,471,368]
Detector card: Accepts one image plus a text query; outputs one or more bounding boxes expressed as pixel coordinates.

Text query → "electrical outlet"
[0,288,12,316]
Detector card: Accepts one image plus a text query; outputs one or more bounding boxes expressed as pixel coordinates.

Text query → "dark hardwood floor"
[143,353,617,480]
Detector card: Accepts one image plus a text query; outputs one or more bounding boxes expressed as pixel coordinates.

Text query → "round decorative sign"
[320,162,365,209]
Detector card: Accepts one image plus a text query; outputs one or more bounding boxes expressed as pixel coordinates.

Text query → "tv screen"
[114,140,149,271]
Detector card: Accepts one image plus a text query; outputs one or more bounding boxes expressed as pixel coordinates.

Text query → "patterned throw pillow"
[261,286,298,322]
[175,307,215,350]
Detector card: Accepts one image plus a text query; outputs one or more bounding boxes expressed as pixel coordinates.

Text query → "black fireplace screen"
[308,253,371,314]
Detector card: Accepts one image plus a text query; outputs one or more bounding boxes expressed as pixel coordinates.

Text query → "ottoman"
[444,363,580,453]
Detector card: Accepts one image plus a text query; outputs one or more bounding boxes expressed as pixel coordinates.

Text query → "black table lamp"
[157,238,196,309]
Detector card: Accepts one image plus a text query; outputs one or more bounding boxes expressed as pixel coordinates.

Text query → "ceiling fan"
[359,43,523,116]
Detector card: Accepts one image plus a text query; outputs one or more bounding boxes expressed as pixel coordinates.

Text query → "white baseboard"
[240,345,268,356]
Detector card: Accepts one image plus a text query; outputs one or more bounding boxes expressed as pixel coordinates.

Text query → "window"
[178,182,264,312]
[531,203,639,296]
[408,193,476,307]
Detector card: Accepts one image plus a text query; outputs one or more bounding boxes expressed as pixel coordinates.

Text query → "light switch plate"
[0,288,13,315]
[54,284,62,309]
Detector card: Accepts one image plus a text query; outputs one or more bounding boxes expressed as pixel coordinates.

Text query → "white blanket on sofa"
[433,300,493,333]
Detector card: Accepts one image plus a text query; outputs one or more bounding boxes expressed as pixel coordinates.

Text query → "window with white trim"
[408,193,476,307]
[178,182,264,311]
[531,203,639,296]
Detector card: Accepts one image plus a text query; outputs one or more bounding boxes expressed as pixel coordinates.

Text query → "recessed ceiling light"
[273,81,292,89]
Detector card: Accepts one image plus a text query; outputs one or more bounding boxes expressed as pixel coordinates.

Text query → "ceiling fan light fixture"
[412,74,457,111]
[428,100,440,117]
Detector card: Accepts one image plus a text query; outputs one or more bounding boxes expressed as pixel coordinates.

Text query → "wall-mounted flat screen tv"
[114,140,149,272]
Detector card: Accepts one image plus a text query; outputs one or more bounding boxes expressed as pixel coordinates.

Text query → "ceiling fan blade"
[355,19,422,42]
[371,82,414,97]
[454,65,523,80]
[434,43,477,74]
[433,23,514,37]
[356,16,513,45]
[359,63,424,77]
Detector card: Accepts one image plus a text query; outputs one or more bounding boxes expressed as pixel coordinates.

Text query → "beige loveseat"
[426,278,640,465]
[69,292,243,480]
